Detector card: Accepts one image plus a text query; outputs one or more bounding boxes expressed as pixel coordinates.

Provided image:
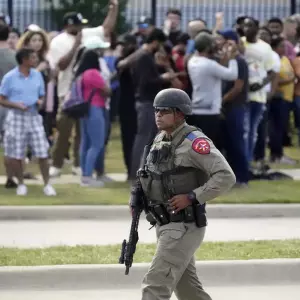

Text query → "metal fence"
[0,0,298,32]
[0,0,53,31]
[126,0,293,30]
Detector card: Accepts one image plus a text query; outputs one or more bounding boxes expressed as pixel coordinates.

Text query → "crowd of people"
[0,0,299,196]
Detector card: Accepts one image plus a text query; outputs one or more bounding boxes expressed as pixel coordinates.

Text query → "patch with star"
[192,138,210,154]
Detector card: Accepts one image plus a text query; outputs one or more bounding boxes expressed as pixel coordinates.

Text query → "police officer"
[138,88,236,300]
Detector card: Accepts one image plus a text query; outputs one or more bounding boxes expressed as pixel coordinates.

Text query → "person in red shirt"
[172,32,190,90]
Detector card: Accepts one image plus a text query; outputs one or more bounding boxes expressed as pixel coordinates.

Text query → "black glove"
[249,83,263,92]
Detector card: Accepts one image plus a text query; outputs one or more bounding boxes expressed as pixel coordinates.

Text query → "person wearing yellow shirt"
[269,36,295,163]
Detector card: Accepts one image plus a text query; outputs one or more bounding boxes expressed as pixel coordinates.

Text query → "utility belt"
[147,204,207,228]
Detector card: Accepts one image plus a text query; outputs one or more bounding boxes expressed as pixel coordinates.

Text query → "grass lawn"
[0,180,300,205]
[0,123,126,176]
[0,239,299,266]
[0,123,299,205]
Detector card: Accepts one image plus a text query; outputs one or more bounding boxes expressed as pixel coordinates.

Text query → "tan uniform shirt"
[169,123,236,204]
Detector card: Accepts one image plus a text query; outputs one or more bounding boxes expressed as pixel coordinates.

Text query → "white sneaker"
[81,177,104,188]
[17,184,28,196]
[96,175,113,183]
[49,166,62,177]
[72,166,81,176]
[43,184,57,196]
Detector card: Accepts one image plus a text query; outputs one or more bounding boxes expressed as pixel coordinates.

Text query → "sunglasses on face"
[155,107,176,115]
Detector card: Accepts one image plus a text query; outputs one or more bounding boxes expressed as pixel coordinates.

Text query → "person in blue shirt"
[0,48,56,196]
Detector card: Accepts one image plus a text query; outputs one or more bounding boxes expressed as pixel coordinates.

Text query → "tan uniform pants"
[142,222,212,300]
[51,99,80,168]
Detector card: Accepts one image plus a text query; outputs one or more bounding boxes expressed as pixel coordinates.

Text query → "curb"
[0,259,299,290]
[1,204,300,220]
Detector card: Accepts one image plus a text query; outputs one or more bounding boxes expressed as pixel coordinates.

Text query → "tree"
[47,0,129,34]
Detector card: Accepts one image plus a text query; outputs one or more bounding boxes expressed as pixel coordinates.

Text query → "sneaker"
[72,166,81,176]
[43,184,57,196]
[96,175,113,183]
[17,184,28,196]
[5,178,18,189]
[49,166,62,177]
[81,177,104,188]
[279,156,297,165]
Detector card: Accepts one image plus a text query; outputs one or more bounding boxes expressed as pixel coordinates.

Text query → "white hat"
[83,36,110,49]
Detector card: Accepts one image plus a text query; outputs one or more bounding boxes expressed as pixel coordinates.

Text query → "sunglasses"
[155,107,175,115]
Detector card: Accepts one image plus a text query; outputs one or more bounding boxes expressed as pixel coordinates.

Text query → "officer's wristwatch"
[187,191,199,205]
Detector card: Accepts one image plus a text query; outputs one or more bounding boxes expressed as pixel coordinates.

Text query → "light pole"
[151,0,156,26]
[7,0,13,26]
[290,0,297,14]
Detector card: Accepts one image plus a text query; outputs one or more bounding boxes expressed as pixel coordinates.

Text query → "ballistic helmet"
[153,88,192,115]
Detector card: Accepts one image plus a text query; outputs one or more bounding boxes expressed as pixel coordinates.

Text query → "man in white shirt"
[187,31,238,145]
[253,27,281,168]
[47,1,118,177]
[242,17,275,163]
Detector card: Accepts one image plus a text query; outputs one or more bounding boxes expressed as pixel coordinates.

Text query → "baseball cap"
[217,29,239,43]
[83,36,110,49]
[117,33,137,45]
[236,15,248,25]
[137,16,153,29]
[63,12,88,26]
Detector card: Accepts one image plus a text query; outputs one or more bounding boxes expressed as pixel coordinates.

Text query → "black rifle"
[119,144,151,275]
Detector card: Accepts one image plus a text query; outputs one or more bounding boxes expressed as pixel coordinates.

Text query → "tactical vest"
[139,125,209,206]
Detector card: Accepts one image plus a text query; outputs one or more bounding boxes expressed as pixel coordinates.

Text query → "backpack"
[62,76,97,119]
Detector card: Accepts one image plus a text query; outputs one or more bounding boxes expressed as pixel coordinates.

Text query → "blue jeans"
[245,101,265,162]
[80,106,105,177]
[295,96,300,145]
[95,108,110,175]
[268,97,285,159]
[223,105,249,183]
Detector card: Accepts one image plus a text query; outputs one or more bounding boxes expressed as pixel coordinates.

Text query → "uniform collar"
[164,122,187,140]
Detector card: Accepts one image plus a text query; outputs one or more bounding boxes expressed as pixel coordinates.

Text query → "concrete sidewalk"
[0,259,299,290]
[1,285,299,300]
[1,204,300,220]
[1,218,299,248]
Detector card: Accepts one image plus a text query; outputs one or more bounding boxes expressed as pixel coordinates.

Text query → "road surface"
[0,285,299,300]
[0,218,299,248]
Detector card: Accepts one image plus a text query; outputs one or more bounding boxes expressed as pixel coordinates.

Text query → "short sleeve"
[83,69,106,90]
[47,34,73,68]
[0,75,11,97]
[82,26,105,43]
[264,45,276,72]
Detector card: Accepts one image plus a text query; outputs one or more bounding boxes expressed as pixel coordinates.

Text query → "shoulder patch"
[186,132,197,141]
[192,138,210,154]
